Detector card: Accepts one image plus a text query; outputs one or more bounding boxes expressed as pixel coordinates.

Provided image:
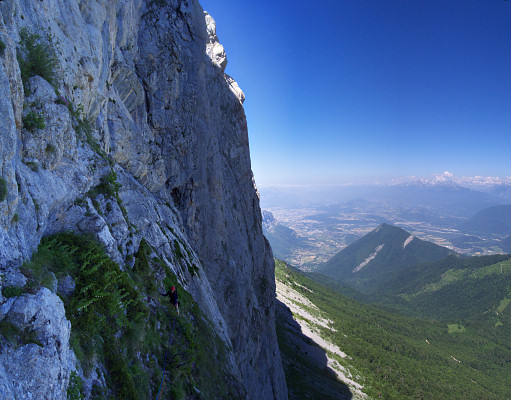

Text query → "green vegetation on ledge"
[0,177,7,202]
[20,232,243,399]
[22,110,46,131]
[17,27,59,91]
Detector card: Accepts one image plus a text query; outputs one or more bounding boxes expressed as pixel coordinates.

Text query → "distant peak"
[375,222,398,231]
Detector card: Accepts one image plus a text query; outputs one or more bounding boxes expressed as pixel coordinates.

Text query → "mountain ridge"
[459,204,511,238]
[316,223,455,292]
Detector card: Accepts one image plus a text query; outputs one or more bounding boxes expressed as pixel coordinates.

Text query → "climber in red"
[163,286,180,316]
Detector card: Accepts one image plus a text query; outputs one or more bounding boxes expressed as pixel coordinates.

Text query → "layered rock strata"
[0,0,287,398]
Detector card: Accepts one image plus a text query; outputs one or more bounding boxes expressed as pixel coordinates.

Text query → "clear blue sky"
[199,0,511,186]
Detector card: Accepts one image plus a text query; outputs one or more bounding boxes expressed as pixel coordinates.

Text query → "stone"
[57,275,76,297]
[205,11,227,71]
[0,1,287,398]
[0,288,73,399]
[2,269,27,288]
[0,297,16,320]
[22,76,76,171]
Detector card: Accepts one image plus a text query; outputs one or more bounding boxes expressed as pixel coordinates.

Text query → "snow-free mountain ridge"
[317,223,455,292]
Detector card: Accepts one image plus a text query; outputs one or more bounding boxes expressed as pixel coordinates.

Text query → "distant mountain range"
[459,204,511,238]
[261,186,511,271]
[259,182,511,217]
[316,223,455,292]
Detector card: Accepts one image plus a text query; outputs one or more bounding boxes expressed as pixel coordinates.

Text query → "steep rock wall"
[0,0,287,398]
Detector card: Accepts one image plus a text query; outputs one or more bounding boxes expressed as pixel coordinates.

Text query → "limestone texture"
[0,0,287,398]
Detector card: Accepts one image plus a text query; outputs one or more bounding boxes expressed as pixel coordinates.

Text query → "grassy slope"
[376,257,511,320]
[276,260,511,400]
[12,233,242,400]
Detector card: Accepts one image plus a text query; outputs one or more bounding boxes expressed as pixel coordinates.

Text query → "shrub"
[23,110,45,131]
[100,171,121,198]
[87,170,122,200]
[60,97,106,161]
[173,240,183,259]
[45,143,56,154]
[67,371,84,400]
[24,161,39,172]
[0,178,7,202]
[0,320,43,348]
[169,381,186,400]
[17,28,59,89]
[0,321,20,345]
[55,95,69,107]
[2,286,24,298]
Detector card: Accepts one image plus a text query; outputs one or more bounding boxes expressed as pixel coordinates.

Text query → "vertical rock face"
[0,0,287,398]
[0,288,74,399]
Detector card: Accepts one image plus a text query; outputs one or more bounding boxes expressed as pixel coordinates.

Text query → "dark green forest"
[316,224,455,292]
[314,254,511,321]
[276,260,511,400]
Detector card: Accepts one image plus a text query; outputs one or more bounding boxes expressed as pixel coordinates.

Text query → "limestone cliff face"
[0,0,287,398]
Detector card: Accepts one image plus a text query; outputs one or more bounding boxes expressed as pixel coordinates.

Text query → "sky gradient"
[200,0,511,186]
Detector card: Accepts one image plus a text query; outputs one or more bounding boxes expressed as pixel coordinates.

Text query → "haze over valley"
[267,179,511,399]
[1,0,509,398]
[261,177,511,269]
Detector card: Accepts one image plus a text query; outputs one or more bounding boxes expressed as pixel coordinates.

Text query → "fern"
[76,297,98,312]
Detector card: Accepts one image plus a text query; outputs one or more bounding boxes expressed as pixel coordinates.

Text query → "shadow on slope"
[275,299,352,400]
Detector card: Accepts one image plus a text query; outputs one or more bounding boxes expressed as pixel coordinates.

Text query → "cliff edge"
[0,0,287,398]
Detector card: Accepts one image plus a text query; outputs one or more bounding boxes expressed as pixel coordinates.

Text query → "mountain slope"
[501,235,511,253]
[262,210,311,261]
[390,257,511,320]
[317,223,454,291]
[276,260,511,400]
[459,204,511,237]
[275,277,365,399]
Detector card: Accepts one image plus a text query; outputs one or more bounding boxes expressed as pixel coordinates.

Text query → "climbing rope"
[156,321,175,400]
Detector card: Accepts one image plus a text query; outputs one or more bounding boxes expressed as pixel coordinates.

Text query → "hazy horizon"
[200,0,511,187]
[256,171,511,189]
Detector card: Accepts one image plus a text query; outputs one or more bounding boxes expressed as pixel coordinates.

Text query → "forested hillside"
[276,260,511,400]
[316,223,454,292]
[459,204,511,237]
